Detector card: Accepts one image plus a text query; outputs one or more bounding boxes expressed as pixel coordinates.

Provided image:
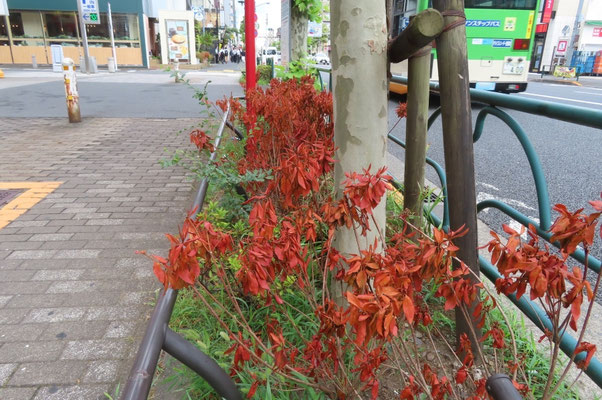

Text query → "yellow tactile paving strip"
[0,182,62,230]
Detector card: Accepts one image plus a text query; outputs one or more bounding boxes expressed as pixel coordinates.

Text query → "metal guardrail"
[122,103,242,400]
[389,75,602,389]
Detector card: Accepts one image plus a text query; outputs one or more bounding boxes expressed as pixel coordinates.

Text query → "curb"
[530,77,582,86]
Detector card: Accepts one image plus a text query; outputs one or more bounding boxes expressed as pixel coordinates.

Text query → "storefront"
[1,0,148,67]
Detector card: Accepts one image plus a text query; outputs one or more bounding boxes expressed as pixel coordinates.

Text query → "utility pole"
[215,0,220,44]
[245,0,256,90]
[76,0,91,74]
[567,0,585,66]
[232,0,238,43]
[108,2,118,71]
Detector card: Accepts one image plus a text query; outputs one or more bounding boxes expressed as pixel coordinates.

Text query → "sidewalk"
[0,117,198,399]
[529,72,602,88]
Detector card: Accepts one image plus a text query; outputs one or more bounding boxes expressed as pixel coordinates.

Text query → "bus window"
[464,0,537,9]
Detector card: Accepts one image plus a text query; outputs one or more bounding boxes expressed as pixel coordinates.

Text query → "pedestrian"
[214,47,219,64]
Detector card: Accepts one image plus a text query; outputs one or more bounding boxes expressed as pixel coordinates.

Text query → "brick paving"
[0,117,199,399]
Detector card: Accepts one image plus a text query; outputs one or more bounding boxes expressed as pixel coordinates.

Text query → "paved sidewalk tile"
[0,117,198,398]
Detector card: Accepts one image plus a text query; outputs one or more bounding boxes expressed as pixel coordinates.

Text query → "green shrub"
[257,64,273,83]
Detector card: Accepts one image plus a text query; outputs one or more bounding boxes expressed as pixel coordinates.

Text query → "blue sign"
[466,20,501,28]
[402,17,409,30]
[492,39,512,48]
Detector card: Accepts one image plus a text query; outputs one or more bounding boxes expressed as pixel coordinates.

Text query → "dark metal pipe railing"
[486,374,522,400]
[122,289,177,400]
[122,103,241,400]
[391,75,602,129]
[163,329,241,399]
[387,76,602,389]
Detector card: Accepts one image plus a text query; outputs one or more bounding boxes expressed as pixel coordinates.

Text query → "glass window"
[0,17,8,36]
[405,0,418,13]
[9,11,45,45]
[464,0,537,9]
[44,12,78,39]
[85,13,139,41]
[112,14,139,41]
[9,12,25,37]
[85,16,109,40]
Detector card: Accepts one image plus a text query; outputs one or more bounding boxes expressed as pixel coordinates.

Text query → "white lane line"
[519,92,602,106]
[509,216,540,240]
[575,90,602,97]
[477,192,537,214]
[576,86,602,92]
[479,182,500,191]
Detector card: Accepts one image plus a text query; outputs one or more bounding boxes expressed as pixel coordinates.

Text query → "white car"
[312,53,330,65]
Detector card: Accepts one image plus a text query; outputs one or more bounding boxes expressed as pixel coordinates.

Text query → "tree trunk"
[331,0,389,303]
[290,6,308,61]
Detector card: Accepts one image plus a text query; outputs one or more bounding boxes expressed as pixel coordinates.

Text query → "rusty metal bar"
[122,104,238,399]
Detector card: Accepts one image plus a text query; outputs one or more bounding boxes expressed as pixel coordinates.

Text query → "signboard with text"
[79,0,100,25]
[556,39,567,54]
[192,7,204,22]
[541,0,554,24]
[166,20,190,61]
[594,27,602,37]
[308,21,322,38]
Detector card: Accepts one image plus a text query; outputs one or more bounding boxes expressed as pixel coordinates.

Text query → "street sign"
[557,39,567,54]
[192,6,204,22]
[79,0,100,25]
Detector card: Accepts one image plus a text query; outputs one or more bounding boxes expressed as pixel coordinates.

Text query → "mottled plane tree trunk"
[331,0,389,302]
[290,5,309,60]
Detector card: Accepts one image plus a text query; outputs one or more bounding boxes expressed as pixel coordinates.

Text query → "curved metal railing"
[389,75,602,388]
[121,103,242,400]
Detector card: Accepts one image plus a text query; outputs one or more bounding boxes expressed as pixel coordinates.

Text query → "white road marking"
[479,182,499,191]
[508,216,540,240]
[575,90,602,97]
[477,192,537,214]
[519,92,602,107]
[576,86,602,92]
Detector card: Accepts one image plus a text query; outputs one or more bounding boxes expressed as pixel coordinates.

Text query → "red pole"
[245,0,256,92]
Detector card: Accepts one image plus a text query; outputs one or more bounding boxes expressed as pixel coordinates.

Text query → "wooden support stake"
[404,44,432,221]
[388,8,443,64]
[432,0,481,349]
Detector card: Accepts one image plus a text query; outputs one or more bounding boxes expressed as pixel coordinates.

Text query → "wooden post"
[404,43,432,221]
[432,0,481,349]
[388,8,443,63]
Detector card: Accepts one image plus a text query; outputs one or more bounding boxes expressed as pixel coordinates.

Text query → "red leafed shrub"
[148,78,602,399]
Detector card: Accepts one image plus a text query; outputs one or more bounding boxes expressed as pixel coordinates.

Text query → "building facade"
[190,0,241,31]
[532,0,602,73]
[1,0,151,67]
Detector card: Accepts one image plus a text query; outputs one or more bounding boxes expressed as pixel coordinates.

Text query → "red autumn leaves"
[150,76,602,398]
[486,194,602,370]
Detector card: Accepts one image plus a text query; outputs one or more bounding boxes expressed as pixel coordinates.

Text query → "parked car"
[311,52,330,65]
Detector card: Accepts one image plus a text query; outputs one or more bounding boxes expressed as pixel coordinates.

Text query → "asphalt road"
[0,67,244,118]
[387,78,602,299]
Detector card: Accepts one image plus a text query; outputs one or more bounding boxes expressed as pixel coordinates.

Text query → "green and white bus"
[389,0,539,94]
